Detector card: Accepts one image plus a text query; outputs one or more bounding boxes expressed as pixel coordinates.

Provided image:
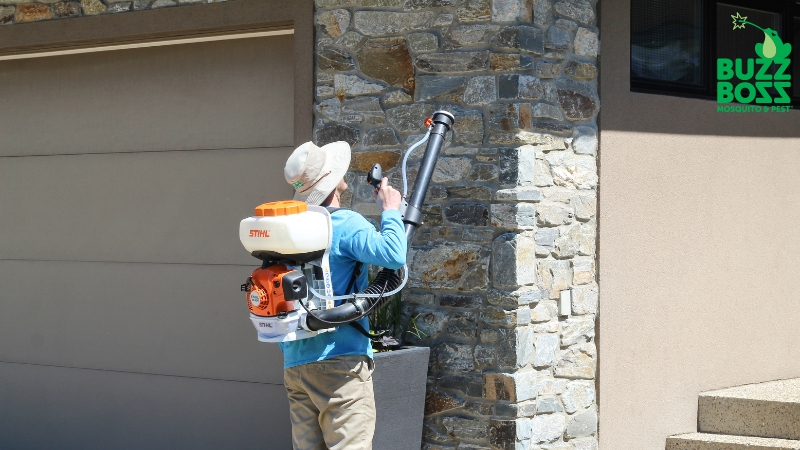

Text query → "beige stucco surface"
[599,2,800,449]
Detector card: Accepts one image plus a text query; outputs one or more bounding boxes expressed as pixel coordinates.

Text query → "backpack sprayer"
[238,111,455,342]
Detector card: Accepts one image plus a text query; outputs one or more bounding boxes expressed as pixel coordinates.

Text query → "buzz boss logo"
[717,12,793,111]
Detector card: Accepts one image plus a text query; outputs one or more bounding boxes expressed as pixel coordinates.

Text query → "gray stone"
[416,76,467,101]
[316,9,351,38]
[519,25,545,55]
[574,27,598,57]
[357,37,415,94]
[536,202,572,226]
[555,18,578,31]
[336,31,364,48]
[555,79,598,121]
[408,32,438,53]
[106,2,130,12]
[572,438,599,450]
[51,2,79,17]
[385,90,413,104]
[474,343,496,367]
[492,0,521,22]
[537,62,562,79]
[529,119,573,135]
[449,23,500,46]
[363,127,399,147]
[317,85,335,98]
[353,11,436,35]
[572,258,594,285]
[406,306,448,342]
[334,74,386,97]
[534,321,559,333]
[481,306,530,327]
[440,293,483,308]
[564,60,597,80]
[495,188,542,202]
[555,342,596,379]
[533,334,559,367]
[318,47,355,71]
[491,203,536,230]
[531,414,566,443]
[566,407,597,438]
[415,51,490,73]
[430,157,470,183]
[0,5,14,23]
[561,316,595,347]
[409,243,484,290]
[489,103,530,131]
[462,76,497,104]
[499,146,535,187]
[573,126,597,156]
[132,0,148,10]
[535,158,554,187]
[442,416,487,441]
[387,103,436,132]
[537,397,564,413]
[433,12,454,26]
[498,75,519,99]
[462,165,494,183]
[545,152,597,189]
[532,103,565,121]
[484,370,537,402]
[497,327,533,368]
[457,0,490,22]
[520,75,545,99]
[532,0,553,27]
[315,0,358,6]
[315,98,341,121]
[545,25,571,51]
[341,96,385,125]
[554,0,594,26]
[438,372,483,398]
[447,185,491,200]
[534,227,559,255]
[534,378,567,396]
[431,341,475,372]
[489,419,530,450]
[445,203,489,226]
[487,287,542,307]
[422,420,454,445]
[492,233,537,289]
[315,123,359,146]
[571,284,597,315]
[491,27,520,50]
[406,0,457,8]
[562,381,595,414]
[538,259,572,299]
[555,223,594,257]
[448,105,484,145]
[362,0,404,5]
[463,228,495,243]
[491,130,563,148]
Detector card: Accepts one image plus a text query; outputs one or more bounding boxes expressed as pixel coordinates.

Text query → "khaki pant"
[284,355,376,450]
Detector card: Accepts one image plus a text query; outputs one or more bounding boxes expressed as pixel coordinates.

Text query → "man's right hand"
[375,177,402,211]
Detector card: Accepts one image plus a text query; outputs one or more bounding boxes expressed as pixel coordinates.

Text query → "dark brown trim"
[0,0,313,145]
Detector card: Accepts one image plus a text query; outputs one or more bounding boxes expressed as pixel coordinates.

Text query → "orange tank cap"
[254,200,307,216]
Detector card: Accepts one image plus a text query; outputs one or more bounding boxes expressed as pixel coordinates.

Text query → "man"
[281,140,407,450]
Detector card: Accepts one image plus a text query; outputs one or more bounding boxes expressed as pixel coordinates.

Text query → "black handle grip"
[367,163,382,190]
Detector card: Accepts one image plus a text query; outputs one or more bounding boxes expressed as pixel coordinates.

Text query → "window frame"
[630,0,800,108]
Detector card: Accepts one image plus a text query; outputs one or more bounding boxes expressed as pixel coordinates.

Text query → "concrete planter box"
[372,346,430,450]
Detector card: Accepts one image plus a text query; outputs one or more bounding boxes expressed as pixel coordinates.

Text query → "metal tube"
[403,110,455,241]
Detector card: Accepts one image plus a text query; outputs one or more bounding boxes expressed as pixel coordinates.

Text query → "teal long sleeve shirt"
[279,208,407,369]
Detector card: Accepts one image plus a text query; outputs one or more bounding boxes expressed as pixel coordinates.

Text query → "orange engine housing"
[247,264,299,317]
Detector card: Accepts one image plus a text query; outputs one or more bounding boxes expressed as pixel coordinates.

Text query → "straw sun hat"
[284,141,352,206]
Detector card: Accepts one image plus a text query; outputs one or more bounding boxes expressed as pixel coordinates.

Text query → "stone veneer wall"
[0,0,224,24]
[313,1,599,449]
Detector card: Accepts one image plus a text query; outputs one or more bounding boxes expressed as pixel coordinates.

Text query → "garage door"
[0,33,295,449]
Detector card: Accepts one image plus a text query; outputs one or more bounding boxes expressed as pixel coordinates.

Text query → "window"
[631,0,800,106]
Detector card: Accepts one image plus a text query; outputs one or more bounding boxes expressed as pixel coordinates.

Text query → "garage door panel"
[0,147,294,265]
[0,35,294,156]
[0,362,291,450]
[0,260,286,384]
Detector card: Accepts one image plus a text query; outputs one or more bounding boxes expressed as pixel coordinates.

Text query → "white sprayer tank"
[239,201,329,256]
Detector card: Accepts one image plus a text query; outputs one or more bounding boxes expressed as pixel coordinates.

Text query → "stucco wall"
[599,1,800,449]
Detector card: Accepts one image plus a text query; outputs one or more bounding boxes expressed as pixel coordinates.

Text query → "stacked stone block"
[313,0,599,449]
[0,0,227,24]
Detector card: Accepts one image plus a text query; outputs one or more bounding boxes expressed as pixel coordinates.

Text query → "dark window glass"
[795,16,800,97]
[631,0,704,86]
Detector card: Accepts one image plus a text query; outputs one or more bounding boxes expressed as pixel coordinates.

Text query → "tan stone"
[356,37,415,95]
[554,342,596,379]
[424,390,465,416]
[349,150,400,172]
[15,3,50,22]
[80,0,105,14]
[490,53,520,71]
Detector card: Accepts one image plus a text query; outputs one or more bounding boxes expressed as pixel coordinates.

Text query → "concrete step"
[698,378,800,440]
[667,433,800,450]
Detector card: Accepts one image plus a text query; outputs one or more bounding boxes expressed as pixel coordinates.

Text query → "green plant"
[368,291,404,352]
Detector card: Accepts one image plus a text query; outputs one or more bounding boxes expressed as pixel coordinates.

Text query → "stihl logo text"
[249,230,270,238]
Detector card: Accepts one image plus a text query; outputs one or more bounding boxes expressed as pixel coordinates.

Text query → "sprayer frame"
[303,110,455,332]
